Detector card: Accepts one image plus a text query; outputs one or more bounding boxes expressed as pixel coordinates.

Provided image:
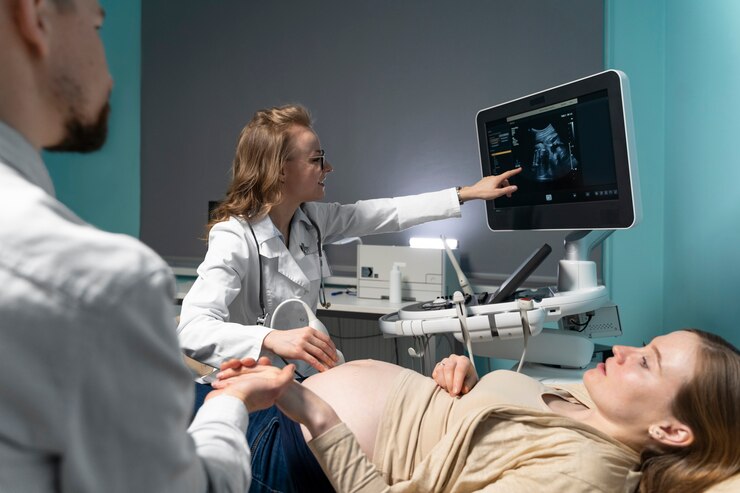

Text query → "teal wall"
[662,1,740,346]
[606,0,740,347]
[45,0,141,238]
[604,0,666,346]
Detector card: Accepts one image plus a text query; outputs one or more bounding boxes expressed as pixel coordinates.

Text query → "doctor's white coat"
[177,189,461,372]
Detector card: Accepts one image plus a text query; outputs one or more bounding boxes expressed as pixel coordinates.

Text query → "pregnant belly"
[300,359,406,459]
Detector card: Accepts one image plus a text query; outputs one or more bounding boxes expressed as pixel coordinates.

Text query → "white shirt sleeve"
[305,188,461,244]
[61,267,252,493]
[189,395,252,492]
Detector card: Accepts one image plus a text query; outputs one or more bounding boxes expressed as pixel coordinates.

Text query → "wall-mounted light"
[409,237,458,249]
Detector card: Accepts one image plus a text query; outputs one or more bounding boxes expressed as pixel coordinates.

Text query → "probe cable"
[515,298,534,373]
[453,291,476,374]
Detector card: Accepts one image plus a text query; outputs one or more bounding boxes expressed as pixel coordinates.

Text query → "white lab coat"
[177,191,461,371]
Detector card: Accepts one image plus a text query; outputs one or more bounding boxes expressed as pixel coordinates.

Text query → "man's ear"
[14,0,54,58]
[649,421,694,448]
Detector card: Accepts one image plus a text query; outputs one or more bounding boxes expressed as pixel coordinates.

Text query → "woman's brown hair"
[639,329,740,492]
[207,104,312,234]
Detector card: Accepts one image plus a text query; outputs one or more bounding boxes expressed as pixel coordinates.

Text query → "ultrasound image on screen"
[523,123,577,181]
[486,92,617,209]
[511,109,580,187]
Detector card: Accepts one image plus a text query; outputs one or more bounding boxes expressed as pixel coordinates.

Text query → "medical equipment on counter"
[246,206,331,325]
[381,233,615,367]
[269,298,345,379]
[441,235,475,298]
[380,70,641,369]
[381,241,552,354]
[357,245,458,301]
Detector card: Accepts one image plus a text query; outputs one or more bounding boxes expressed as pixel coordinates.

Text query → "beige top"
[309,369,641,492]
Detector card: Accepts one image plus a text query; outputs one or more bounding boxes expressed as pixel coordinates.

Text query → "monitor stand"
[558,229,614,291]
[536,229,616,368]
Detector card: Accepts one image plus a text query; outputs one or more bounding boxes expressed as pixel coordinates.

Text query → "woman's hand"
[209,357,295,412]
[432,354,478,397]
[262,326,339,372]
[458,167,522,202]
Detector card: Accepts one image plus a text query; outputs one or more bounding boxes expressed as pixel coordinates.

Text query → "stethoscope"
[247,208,330,326]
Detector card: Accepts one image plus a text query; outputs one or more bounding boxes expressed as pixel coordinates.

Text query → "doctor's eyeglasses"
[309,150,326,171]
[288,149,327,170]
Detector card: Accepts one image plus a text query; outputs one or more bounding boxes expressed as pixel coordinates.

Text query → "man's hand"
[209,357,294,412]
[262,327,339,372]
[432,354,478,397]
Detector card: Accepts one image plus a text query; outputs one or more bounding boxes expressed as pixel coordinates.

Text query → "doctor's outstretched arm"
[457,167,521,203]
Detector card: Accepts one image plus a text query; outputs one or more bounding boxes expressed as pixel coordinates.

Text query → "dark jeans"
[193,383,334,493]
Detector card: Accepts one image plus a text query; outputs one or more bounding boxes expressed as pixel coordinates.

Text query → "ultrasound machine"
[379,70,642,377]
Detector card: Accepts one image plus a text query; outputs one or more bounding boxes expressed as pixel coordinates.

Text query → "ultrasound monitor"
[476,70,640,231]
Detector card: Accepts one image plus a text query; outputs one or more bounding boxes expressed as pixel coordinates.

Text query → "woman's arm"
[217,358,389,492]
[215,358,340,437]
[276,381,392,493]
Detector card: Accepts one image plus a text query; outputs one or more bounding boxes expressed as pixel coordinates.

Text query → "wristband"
[456,186,464,205]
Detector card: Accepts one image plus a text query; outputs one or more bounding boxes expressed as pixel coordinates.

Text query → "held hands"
[262,327,339,372]
[432,354,479,397]
[458,167,522,203]
[209,356,294,412]
[218,356,340,438]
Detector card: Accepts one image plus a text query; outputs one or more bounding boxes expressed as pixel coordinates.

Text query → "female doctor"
[177,104,521,377]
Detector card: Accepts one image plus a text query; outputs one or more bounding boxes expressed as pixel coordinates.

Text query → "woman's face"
[282,125,333,204]
[583,330,700,428]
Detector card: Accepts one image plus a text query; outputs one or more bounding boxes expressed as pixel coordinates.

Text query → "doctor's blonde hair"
[207,104,312,233]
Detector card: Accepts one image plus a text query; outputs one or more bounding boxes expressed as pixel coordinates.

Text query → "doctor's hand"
[262,327,339,373]
[208,357,294,412]
[432,354,479,397]
[458,167,522,203]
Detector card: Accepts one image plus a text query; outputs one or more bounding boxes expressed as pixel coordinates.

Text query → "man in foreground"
[0,0,291,491]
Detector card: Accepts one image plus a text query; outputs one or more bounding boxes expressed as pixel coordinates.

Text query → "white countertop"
[318,292,413,315]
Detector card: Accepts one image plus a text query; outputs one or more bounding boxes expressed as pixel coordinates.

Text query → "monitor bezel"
[476,70,638,231]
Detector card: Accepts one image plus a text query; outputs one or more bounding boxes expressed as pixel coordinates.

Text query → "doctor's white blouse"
[177,190,461,368]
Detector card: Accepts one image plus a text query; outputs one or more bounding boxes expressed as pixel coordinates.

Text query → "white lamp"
[409,237,458,249]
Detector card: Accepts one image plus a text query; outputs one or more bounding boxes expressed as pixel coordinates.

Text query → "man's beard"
[46,101,110,153]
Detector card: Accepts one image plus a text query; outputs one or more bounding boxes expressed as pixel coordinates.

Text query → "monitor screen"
[476,70,640,231]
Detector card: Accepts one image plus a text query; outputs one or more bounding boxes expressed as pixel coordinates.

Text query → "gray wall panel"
[141,0,603,283]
